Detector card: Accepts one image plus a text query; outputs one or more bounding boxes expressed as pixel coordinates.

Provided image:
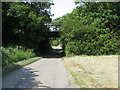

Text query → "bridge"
[48,25,60,37]
[48,31,60,37]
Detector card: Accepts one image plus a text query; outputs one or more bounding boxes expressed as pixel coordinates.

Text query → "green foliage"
[50,38,59,46]
[54,2,120,56]
[3,57,41,76]
[2,46,35,67]
[2,2,52,54]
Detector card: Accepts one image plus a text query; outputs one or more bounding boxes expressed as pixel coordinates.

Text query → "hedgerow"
[53,2,120,56]
[2,46,35,67]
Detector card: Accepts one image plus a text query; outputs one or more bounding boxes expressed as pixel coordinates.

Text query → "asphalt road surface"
[3,46,77,88]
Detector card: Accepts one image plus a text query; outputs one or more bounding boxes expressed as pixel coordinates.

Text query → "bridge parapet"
[48,31,60,37]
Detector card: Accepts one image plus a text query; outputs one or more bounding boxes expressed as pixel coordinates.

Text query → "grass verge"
[62,55,118,88]
[3,57,42,76]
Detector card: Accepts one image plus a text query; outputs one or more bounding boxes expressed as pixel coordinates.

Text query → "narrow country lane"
[3,46,77,88]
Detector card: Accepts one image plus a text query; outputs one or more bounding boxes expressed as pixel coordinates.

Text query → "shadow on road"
[2,46,65,89]
[42,48,65,58]
[3,65,51,89]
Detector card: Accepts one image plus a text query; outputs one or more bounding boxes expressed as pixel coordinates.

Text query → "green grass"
[2,46,36,67]
[3,57,42,76]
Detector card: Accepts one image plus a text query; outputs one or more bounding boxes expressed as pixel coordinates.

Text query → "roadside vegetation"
[2,2,53,75]
[52,2,120,56]
[2,46,35,67]
[2,2,53,55]
[2,45,42,76]
[62,55,118,88]
[3,57,41,76]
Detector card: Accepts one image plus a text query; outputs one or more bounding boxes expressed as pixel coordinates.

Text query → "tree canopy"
[2,2,53,54]
[52,2,120,56]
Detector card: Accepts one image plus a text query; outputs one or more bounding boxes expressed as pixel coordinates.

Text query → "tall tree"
[54,2,120,56]
[2,2,53,54]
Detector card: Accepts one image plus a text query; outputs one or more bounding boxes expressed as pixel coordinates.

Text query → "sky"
[50,0,77,20]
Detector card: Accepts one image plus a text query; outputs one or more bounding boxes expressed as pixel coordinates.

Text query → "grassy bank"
[3,57,42,76]
[62,55,118,88]
[2,46,36,67]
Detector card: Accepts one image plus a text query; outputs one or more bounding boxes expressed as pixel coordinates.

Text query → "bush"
[56,2,120,56]
[2,46,35,67]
